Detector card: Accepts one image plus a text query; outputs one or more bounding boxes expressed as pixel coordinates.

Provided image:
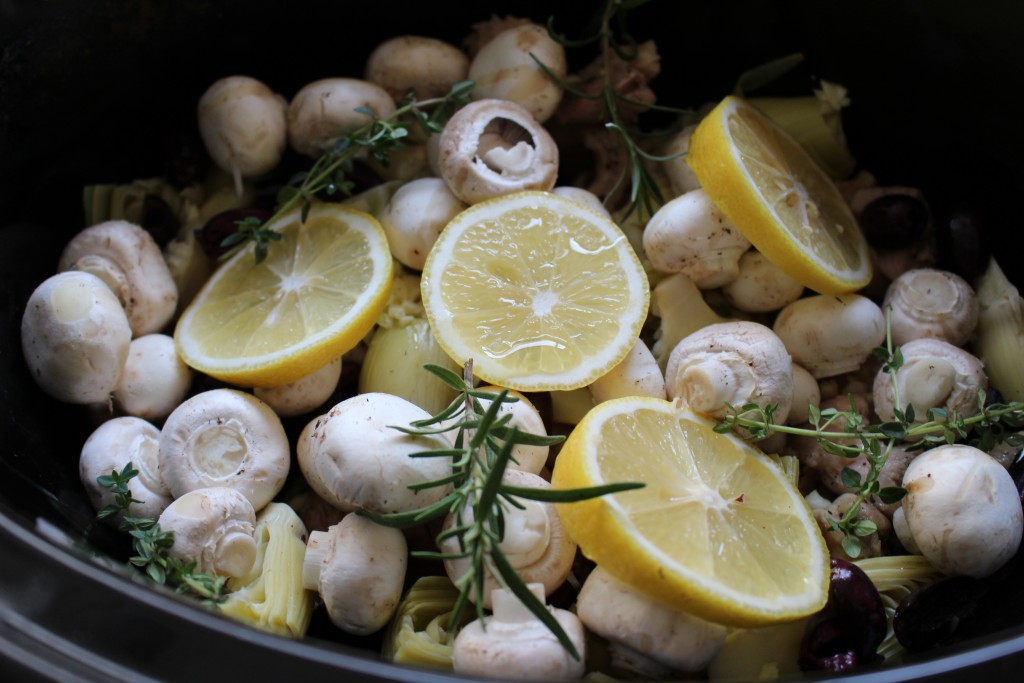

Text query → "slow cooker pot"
[2,1,1023,680]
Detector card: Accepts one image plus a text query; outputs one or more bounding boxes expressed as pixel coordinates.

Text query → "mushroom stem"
[679,356,752,414]
[301,529,329,591]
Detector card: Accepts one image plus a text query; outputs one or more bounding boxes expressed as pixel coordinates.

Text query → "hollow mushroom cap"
[872,338,987,424]
[21,270,132,404]
[287,78,397,158]
[897,444,1023,577]
[441,469,576,608]
[79,416,172,521]
[773,293,887,379]
[437,98,559,204]
[157,486,258,578]
[642,189,751,289]
[112,333,193,421]
[883,268,979,347]
[379,177,468,270]
[197,75,288,179]
[452,584,586,681]
[468,23,567,123]
[665,321,794,424]
[301,513,408,635]
[365,35,470,102]
[159,389,290,511]
[58,220,178,336]
[576,566,727,672]
[296,392,453,514]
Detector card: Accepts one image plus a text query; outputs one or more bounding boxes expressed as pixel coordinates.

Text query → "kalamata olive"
[892,576,990,651]
[139,194,180,247]
[799,558,887,672]
[858,194,930,250]
[195,207,272,260]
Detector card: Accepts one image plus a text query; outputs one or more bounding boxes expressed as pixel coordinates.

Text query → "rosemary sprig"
[715,316,1024,558]
[221,80,475,263]
[96,463,227,603]
[365,362,644,659]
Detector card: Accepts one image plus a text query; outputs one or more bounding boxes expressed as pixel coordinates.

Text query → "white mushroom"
[722,250,806,313]
[813,493,891,561]
[253,356,342,418]
[296,392,453,513]
[883,268,979,347]
[365,35,470,102]
[773,294,887,379]
[437,99,559,204]
[589,338,666,403]
[787,363,821,425]
[21,270,131,404]
[576,566,727,675]
[665,321,794,424]
[379,177,468,270]
[287,78,397,158]
[443,387,551,475]
[441,469,575,608]
[468,23,567,123]
[895,444,1023,577]
[649,272,732,371]
[197,76,288,194]
[642,189,751,288]
[872,338,987,425]
[112,333,193,421]
[452,584,586,681]
[302,513,408,635]
[79,416,172,521]
[157,486,258,578]
[58,220,178,336]
[550,186,611,217]
[159,389,290,511]
[659,124,701,197]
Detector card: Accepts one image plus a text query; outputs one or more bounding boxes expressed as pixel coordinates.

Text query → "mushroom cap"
[883,268,979,347]
[79,416,172,521]
[665,320,794,423]
[296,392,453,513]
[197,75,288,178]
[365,35,470,102]
[899,444,1023,577]
[253,356,342,419]
[379,177,468,270]
[159,389,290,511]
[112,333,194,421]
[872,337,987,423]
[773,293,886,379]
[442,386,550,475]
[58,220,178,336]
[589,338,667,403]
[21,270,132,404]
[576,566,727,671]
[287,78,396,158]
[722,250,806,313]
[158,486,258,578]
[437,98,559,204]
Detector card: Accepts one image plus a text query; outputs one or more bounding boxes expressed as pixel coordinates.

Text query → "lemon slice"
[551,396,830,627]
[687,95,871,295]
[175,203,393,387]
[421,191,649,392]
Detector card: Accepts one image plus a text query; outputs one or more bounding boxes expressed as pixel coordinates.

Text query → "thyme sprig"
[221,80,475,263]
[715,318,1024,558]
[96,463,227,602]
[543,0,693,222]
[365,362,644,659]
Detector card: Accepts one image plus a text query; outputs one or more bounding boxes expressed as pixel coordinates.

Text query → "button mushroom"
[302,513,408,635]
[378,177,468,270]
[773,293,887,379]
[21,270,132,404]
[79,416,172,522]
[157,486,258,578]
[436,99,559,204]
[365,35,470,103]
[664,321,794,425]
[882,267,979,347]
[112,333,194,421]
[253,356,342,419]
[287,78,396,158]
[296,392,453,514]
[159,389,291,512]
[589,338,666,403]
[894,444,1023,577]
[451,584,586,681]
[722,250,806,313]
[576,566,727,675]
[443,387,551,475]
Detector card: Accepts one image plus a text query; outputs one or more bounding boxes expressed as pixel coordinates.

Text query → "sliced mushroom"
[157,486,258,578]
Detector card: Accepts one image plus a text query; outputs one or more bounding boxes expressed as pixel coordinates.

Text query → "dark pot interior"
[2,1,1023,681]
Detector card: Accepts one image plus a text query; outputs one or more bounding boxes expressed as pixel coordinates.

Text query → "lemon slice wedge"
[688,95,870,295]
[175,203,393,387]
[421,191,649,392]
[551,396,830,627]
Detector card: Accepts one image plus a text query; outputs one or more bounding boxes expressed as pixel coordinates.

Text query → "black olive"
[893,576,990,651]
[858,194,930,250]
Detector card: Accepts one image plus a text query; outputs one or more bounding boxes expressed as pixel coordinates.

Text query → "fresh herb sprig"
[715,316,1024,558]
[365,362,644,659]
[222,80,475,263]
[96,463,227,602]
